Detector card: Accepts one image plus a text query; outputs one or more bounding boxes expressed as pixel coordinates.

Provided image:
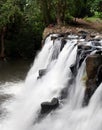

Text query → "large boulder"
[41,98,59,114]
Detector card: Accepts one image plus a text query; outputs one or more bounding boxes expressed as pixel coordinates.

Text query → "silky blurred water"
[0,34,102,130]
[0,59,32,118]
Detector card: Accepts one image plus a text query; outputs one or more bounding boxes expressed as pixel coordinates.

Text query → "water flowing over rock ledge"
[40,32,102,113]
[0,32,102,130]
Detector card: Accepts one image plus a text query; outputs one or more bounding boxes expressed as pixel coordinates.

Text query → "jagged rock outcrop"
[77,44,92,68]
[60,38,67,51]
[96,64,102,86]
[41,98,59,114]
[86,54,102,79]
[34,98,59,123]
[37,69,47,79]
[84,54,102,105]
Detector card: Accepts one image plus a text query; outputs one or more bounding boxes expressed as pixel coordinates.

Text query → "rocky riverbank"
[43,18,102,40]
[43,25,102,39]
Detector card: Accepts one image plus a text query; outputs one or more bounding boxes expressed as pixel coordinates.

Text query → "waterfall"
[0,33,102,130]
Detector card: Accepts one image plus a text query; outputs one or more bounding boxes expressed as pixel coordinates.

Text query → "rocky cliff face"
[84,54,102,105]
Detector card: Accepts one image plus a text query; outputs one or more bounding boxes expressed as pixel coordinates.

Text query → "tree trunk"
[56,0,62,26]
[0,27,6,60]
[56,0,67,26]
[39,0,52,26]
[56,15,62,26]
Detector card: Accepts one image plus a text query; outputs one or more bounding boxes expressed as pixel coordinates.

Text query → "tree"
[37,0,52,26]
[68,0,86,21]
[0,0,24,59]
[52,0,68,25]
[68,0,98,21]
[91,0,102,18]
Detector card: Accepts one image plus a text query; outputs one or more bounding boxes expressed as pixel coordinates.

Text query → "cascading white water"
[0,33,102,130]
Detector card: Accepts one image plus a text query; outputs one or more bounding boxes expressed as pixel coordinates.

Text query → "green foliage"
[91,0,102,12]
[91,0,102,18]
[68,0,95,18]
[0,0,23,28]
[0,0,102,59]
[0,0,44,59]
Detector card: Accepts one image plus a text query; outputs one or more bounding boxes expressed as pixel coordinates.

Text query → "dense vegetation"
[0,0,102,59]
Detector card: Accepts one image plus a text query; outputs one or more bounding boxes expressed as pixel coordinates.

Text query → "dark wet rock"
[37,69,47,79]
[77,45,93,68]
[88,38,101,42]
[70,64,77,76]
[34,98,59,124]
[78,30,88,34]
[78,30,88,39]
[57,32,71,38]
[70,64,75,74]
[41,98,59,114]
[83,54,102,105]
[78,45,92,50]
[96,65,102,86]
[84,64,102,106]
[80,34,87,39]
[78,53,88,68]
[51,36,57,41]
[64,32,71,37]
[58,33,65,38]
[83,79,98,106]
[95,50,102,55]
[91,41,101,46]
[60,39,67,51]
[86,54,102,79]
